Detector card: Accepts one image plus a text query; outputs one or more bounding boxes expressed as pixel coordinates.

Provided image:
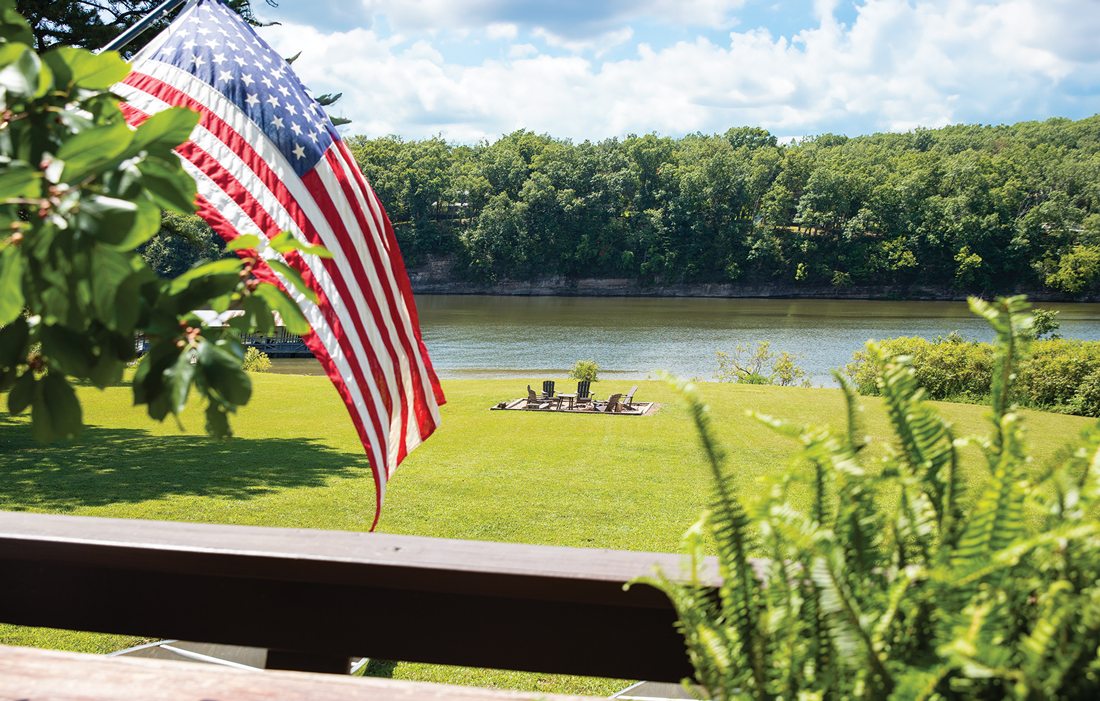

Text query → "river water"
[269,296,1100,386]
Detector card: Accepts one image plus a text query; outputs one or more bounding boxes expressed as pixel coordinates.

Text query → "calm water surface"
[271,296,1100,385]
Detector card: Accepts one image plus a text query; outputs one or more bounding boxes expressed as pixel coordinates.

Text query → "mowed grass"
[0,375,1094,694]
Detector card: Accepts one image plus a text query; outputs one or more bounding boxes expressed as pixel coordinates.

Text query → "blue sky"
[252,0,1100,142]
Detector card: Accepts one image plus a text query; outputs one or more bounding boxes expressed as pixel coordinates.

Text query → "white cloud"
[261,0,1100,142]
[531,27,634,56]
[508,43,539,59]
[485,23,518,41]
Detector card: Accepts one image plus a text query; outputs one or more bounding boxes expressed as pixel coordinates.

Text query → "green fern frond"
[868,344,958,544]
[888,666,950,701]
[811,549,894,693]
[968,296,1033,446]
[945,523,1100,589]
[834,370,867,454]
[951,413,1028,577]
[672,377,771,698]
[1020,580,1075,693]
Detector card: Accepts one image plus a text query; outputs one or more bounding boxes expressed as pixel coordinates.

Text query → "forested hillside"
[150,116,1100,296]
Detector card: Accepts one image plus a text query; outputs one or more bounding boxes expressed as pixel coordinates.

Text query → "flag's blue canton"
[147,0,339,177]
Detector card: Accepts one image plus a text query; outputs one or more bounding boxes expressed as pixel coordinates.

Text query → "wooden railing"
[0,511,718,686]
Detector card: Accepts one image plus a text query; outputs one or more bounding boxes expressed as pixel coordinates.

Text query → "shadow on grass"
[0,415,369,511]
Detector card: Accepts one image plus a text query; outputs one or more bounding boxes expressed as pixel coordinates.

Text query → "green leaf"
[137,158,197,213]
[168,258,243,294]
[0,44,39,97]
[0,315,28,367]
[90,247,133,330]
[0,3,34,45]
[77,194,160,250]
[57,121,134,182]
[108,197,161,251]
[129,107,199,152]
[196,338,251,406]
[265,258,318,304]
[269,231,333,259]
[226,234,262,252]
[39,324,93,376]
[0,163,38,199]
[86,352,124,389]
[50,47,129,90]
[204,401,230,438]
[253,283,312,335]
[31,372,83,442]
[164,347,196,416]
[7,369,33,414]
[235,292,274,335]
[0,245,25,326]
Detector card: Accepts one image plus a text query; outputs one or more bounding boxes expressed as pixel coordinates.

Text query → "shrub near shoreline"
[847,336,1100,417]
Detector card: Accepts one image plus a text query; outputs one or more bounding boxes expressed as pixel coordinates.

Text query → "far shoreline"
[408,276,1100,304]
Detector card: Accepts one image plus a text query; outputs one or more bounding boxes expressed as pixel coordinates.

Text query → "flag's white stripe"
[330,146,442,430]
[117,80,404,458]
[328,150,442,450]
[183,161,389,483]
[312,163,416,468]
[133,55,439,431]
[127,59,424,376]
[119,83,394,479]
[336,151,443,437]
[120,63,433,457]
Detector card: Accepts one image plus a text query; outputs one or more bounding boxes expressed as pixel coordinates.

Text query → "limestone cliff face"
[406,258,1094,302]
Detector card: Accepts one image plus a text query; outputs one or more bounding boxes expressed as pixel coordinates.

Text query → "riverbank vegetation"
[147,115,1100,297]
[848,336,1100,417]
[0,375,1092,693]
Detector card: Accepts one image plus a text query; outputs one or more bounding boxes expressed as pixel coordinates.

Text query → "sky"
[251,0,1100,143]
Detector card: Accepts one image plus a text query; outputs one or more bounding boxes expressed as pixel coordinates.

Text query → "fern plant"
[640,296,1100,700]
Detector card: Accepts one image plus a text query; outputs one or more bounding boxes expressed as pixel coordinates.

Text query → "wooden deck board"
[0,645,597,701]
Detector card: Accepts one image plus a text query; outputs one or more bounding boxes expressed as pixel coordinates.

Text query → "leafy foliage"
[15,0,274,56]
[0,3,316,441]
[241,347,271,373]
[848,334,1100,417]
[640,296,1100,700]
[345,117,1100,296]
[567,359,599,383]
[715,341,808,386]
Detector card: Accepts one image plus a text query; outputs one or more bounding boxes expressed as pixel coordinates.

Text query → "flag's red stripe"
[123,71,433,458]
[180,141,395,461]
[121,98,394,490]
[193,194,386,529]
[121,71,405,427]
[335,141,446,406]
[319,149,434,448]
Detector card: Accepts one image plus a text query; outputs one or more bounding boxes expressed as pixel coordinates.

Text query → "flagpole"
[97,0,192,54]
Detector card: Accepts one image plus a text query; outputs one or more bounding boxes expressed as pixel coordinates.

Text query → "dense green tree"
[16,0,272,55]
[336,116,1100,296]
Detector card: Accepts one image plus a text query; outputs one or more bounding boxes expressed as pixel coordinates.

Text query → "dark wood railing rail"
[0,511,718,682]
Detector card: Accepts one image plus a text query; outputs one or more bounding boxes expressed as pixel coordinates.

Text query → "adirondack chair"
[598,393,623,413]
[621,385,639,410]
[525,385,550,410]
[541,380,556,399]
[575,380,592,405]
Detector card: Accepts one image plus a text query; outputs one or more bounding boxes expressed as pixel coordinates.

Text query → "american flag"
[115,0,445,528]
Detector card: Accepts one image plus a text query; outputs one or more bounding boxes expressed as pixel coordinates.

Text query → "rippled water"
[270,295,1100,385]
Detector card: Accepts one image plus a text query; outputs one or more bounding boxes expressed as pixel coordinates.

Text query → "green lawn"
[0,375,1094,694]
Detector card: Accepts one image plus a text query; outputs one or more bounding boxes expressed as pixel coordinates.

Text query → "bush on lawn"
[847,335,1100,417]
[242,347,272,373]
[567,359,600,382]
